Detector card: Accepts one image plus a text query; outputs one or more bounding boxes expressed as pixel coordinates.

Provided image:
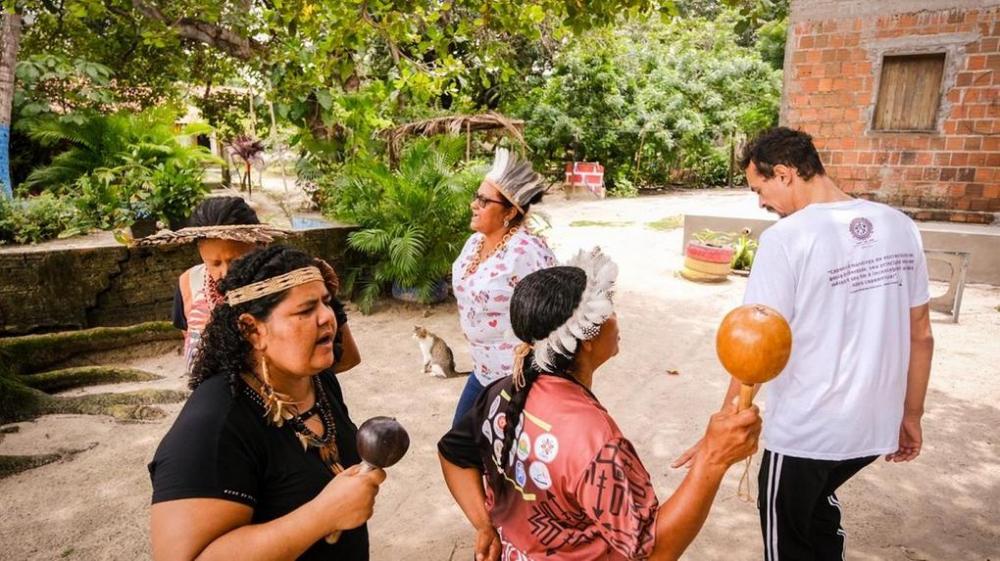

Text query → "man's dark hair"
[739,127,826,181]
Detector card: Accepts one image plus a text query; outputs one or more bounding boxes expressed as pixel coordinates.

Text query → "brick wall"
[784,2,1000,223]
[564,162,606,198]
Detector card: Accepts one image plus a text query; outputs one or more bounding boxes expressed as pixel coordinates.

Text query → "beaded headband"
[226,266,324,306]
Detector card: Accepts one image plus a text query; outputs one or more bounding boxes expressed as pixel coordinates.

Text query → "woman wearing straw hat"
[135,196,359,377]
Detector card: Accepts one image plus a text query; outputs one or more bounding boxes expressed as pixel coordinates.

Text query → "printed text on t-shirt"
[827,253,915,293]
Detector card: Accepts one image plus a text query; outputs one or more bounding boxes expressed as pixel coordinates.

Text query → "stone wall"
[784,0,1000,224]
[0,226,355,335]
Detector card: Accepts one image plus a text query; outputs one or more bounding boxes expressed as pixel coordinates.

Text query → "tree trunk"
[0,11,23,200]
[219,142,232,187]
[728,134,735,189]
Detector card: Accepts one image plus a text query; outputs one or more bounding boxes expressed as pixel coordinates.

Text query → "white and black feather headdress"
[532,247,618,371]
[484,148,545,215]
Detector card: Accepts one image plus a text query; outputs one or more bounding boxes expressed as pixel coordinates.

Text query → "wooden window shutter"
[873,53,946,131]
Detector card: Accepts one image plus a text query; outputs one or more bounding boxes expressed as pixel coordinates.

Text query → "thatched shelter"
[381,112,526,165]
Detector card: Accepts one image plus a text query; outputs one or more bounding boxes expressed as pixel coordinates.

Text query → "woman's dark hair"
[189,245,317,391]
[187,196,260,227]
[493,266,586,490]
[739,127,826,181]
[509,191,545,226]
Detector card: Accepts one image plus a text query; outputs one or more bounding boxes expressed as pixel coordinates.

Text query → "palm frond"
[387,226,426,280]
[348,228,393,253]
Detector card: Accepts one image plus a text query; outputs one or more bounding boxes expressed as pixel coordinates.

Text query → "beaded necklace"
[242,375,344,474]
[464,226,520,279]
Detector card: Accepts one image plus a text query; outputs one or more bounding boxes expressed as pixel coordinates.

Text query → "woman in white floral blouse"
[451,148,556,427]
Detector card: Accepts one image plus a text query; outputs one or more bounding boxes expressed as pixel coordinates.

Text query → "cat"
[413,325,470,378]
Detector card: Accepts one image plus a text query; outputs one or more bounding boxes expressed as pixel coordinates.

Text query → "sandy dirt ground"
[1,190,998,561]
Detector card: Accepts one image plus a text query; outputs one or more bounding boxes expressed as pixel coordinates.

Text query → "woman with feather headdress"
[438,250,763,561]
[450,148,556,427]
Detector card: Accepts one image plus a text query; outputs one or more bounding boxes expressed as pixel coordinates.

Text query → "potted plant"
[681,229,736,282]
[144,159,213,229]
[328,137,482,313]
[729,227,759,276]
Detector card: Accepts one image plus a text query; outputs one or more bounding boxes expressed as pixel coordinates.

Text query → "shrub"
[0,193,80,245]
[321,137,483,312]
[16,108,216,235]
[516,10,781,189]
[21,107,215,193]
[72,156,210,230]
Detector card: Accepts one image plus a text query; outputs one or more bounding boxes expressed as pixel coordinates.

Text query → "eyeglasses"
[472,193,508,207]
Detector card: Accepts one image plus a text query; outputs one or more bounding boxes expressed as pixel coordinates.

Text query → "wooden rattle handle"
[325,462,376,544]
[738,383,754,412]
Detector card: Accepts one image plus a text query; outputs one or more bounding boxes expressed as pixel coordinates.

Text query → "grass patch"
[569,220,634,228]
[0,322,180,376]
[646,214,684,231]
[22,366,162,393]
[0,324,184,424]
[40,389,188,421]
[0,443,100,479]
[0,453,63,479]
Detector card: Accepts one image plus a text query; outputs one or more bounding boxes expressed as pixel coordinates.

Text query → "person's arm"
[333,324,361,373]
[650,404,761,561]
[329,298,360,374]
[173,275,190,331]
[439,456,500,561]
[673,230,792,469]
[886,303,933,462]
[150,465,384,561]
[437,383,501,561]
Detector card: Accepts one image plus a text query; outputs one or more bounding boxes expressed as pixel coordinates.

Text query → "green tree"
[8,1,680,183]
[517,11,781,189]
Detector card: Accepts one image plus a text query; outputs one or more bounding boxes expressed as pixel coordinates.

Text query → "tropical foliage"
[228,134,265,196]
[0,193,78,245]
[1,0,789,303]
[329,137,483,313]
[20,108,214,191]
[516,10,782,191]
[1,107,216,242]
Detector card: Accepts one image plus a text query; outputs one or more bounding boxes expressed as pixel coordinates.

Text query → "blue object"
[452,374,486,428]
[0,124,11,199]
[290,215,334,230]
[391,280,449,304]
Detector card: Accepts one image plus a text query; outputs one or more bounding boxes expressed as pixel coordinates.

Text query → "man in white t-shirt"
[674,127,934,561]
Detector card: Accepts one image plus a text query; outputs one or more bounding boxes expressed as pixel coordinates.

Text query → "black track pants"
[757,449,877,561]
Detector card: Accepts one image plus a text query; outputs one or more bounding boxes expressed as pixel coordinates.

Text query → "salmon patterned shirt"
[181,264,223,371]
[439,375,659,560]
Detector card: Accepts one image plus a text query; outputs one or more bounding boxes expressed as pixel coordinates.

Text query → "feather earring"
[258,357,295,426]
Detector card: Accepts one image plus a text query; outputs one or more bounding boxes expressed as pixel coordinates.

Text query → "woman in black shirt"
[149,245,384,561]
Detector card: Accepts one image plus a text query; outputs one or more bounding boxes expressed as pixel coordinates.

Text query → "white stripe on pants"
[828,495,846,561]
[765,452,784,561]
